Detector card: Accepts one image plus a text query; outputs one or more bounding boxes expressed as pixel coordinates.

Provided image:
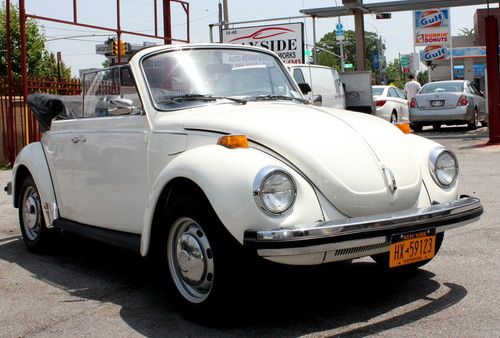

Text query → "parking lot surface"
[0,127,499,337]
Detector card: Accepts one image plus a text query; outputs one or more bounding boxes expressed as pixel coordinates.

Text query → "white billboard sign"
[413,9,451,47]
[222,22,304,64]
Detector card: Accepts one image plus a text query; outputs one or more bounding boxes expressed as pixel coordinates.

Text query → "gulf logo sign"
[415,9,449,28]
[420,45,448,62]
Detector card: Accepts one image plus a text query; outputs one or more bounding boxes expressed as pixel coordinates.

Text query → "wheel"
[161,196,240,311]
[411,123,422,132]
[467,109,479,130]
[371,233,444,271]
[390,112,398,124]
[18,176,52,252]
[432,123,441,131]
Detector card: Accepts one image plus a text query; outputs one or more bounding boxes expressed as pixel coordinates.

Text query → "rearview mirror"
[298,83,312,95]
[108,98,134,115]
[312,95,322,106]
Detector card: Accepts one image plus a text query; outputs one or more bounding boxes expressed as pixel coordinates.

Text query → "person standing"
[404,74,421,104]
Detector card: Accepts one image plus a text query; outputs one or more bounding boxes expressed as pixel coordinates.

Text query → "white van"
[289,64,346,109]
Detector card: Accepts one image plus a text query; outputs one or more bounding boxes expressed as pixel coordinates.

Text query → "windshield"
[372,87,385,95]
[142,48,302,109]
[420,82,464,94]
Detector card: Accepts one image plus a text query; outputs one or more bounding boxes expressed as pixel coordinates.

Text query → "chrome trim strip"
[246,196,481,245]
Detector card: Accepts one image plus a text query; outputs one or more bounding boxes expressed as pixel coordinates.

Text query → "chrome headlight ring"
[253,166,297,216]
[429,147,459,188]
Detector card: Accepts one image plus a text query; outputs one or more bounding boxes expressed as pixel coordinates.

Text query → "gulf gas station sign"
[413,9,451,47]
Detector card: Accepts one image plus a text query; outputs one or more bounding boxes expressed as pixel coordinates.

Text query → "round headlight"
[429,148,458,187]
[253,167,296,215]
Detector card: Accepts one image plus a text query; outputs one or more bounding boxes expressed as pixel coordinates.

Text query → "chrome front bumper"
[244,196,482,259]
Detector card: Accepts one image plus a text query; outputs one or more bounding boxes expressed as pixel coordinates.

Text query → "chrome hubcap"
[22,187,41,241]
[167,217,214,303]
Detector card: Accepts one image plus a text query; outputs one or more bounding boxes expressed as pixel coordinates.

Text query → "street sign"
[336,22,345,41]
[344,63,353,69]
[401,55,409,67]
[372,54,380,69]
[304,49,313,57]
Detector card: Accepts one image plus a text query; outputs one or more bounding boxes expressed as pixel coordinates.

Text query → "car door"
[72,67,148,234]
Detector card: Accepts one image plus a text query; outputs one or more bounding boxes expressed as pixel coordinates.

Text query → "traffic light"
[111,40,127,56]
[120,41,127,56]
[112,39,118,56]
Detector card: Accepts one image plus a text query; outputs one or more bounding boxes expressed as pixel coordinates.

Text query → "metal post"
[338,16,345,72]
[354,9,366,71]
[223,0,229,30]
[19,0,30,144]
[154,0,158,36]
[449,37,454,80]
[312,15,317,64]
[73,0,77,23]
[5,0,15,163]
[163,0,172,44]
[116,0,121,65]
[209,25,214,43]
[218,3,223,43]
[485,15,500,144]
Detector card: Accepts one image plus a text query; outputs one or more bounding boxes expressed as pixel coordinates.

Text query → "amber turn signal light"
[217,135,249,149]
[395,123,412,134]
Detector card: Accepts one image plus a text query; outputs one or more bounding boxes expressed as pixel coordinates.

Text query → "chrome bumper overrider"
[244,196,482,258]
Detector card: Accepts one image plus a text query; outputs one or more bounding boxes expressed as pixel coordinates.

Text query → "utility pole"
[218,2,223,42]
[223,0,229,29]
[338,16,345,72]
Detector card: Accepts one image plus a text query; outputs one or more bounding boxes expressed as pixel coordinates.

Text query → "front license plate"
[431,100,444,107]
[389,228,436,268]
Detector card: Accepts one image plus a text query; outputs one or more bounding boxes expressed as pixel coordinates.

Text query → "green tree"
[316,30,385,73]
[458,27,474,36]
[0,3,71,79]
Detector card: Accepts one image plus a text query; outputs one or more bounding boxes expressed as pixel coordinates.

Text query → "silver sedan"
[409,80,487,131]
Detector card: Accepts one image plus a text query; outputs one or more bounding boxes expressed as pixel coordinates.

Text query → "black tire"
[371,232,444,271]
[411,123,423,132]
[390,112,398,124]
[159,195,244,312]
[467,109,479,130]
[432,123,441,131]
[18,176,52,252]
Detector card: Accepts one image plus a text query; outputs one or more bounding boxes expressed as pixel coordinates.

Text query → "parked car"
[372,85,409,123]
[289,64,345,109]
[6,44,482,311]
[409,80,487,131]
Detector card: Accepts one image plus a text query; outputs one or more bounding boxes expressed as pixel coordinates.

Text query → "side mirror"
[298,83,312,95]
[108,97,134,115]
[311,94,323,106]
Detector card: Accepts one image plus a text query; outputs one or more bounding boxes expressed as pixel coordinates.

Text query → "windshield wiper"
[247,94,309,104]
[157,94,246,105]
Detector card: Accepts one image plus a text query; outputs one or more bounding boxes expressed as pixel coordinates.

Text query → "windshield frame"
[139,46,304,112]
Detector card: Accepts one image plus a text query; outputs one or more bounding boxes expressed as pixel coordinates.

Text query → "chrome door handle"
[71,135,86,143]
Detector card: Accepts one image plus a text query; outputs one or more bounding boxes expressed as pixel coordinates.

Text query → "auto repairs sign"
[223,23,304,64]
[413,9,451,46]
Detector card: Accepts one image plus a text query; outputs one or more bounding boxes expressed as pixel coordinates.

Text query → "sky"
[16,0,500,76]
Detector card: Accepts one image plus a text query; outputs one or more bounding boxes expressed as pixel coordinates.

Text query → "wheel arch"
[12,142,57,226]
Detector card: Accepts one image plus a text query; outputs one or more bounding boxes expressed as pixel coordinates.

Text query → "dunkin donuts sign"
[413,8,451,47]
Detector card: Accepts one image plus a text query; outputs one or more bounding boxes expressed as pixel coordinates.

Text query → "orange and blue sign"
[415,9,449,28]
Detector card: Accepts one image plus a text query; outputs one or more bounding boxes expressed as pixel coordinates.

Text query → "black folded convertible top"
[27,93,66,132]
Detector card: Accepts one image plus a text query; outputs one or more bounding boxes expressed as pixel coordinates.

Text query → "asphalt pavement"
[0,127,498,337]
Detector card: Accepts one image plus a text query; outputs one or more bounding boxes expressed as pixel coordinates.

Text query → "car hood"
[178,102,421,217]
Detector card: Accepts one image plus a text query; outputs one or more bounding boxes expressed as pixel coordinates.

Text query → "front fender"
[140,144,323,256]
[13,142,57,226]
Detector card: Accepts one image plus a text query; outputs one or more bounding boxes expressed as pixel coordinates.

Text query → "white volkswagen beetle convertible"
[7,44,482,309]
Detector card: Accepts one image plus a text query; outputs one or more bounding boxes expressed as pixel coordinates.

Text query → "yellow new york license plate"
[389,228,436,268]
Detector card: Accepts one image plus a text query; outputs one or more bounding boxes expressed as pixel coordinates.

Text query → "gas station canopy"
[300,0,493,17]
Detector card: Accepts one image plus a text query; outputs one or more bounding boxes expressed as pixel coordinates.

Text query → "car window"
[293,68,306,84]
[469,84,481,96]
[388,88,398,97]
[372,87,385,95]
[396,89,407,99]
[83,68,120,118]
[420,82,464,94]
[82,67,143,118]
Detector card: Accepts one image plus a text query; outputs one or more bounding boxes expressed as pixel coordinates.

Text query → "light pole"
[366,23,383,84]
